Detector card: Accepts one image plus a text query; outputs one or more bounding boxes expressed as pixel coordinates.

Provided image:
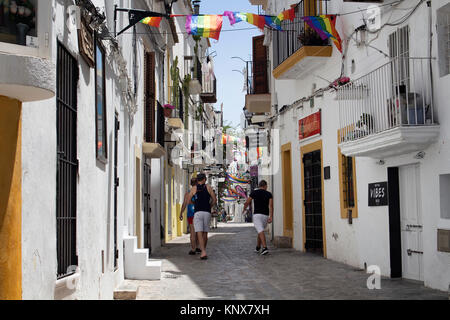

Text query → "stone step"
[123,235,161,280]
[114,281,138,300]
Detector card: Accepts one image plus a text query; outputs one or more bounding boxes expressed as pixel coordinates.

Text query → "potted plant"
[298,29,329,46]
[163,104,175,118]
[7,0,35,45]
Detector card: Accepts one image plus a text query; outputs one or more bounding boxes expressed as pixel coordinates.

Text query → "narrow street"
[133,223,447,300]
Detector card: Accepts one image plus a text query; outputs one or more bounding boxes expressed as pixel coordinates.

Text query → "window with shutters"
[389,26,410,88]
[145,52,156,143]
[338,130,358,219]
[252,35,269,95]
[437,4,450,77]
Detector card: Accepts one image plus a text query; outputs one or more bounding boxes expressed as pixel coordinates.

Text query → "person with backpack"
[184,173,217,260]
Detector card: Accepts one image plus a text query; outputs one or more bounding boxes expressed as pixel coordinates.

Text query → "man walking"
[180,178,200,255]
[185,173,217,260]
[243,180,273,256]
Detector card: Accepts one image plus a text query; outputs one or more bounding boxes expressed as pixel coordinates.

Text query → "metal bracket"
[407,249,424,256]
[114,6,169,37]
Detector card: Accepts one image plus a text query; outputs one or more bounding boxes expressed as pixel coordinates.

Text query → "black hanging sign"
[368,182,388,207]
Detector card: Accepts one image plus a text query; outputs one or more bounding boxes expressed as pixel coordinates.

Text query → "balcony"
[0,0,37,46]
[245,63,271,114]
[189,56,202,95]
[338,57,440,158]
[167,86,185,131]
[246,36,271,115]
[248,0,267,10]
[143,102,166,159]
[200,72,217,104]
[272,1,332,80]
[0,0,55,102]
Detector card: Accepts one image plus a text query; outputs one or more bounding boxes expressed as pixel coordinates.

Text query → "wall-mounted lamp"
[376,160,385,166]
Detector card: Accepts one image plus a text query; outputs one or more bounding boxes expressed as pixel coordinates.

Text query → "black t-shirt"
[250,189,273,216]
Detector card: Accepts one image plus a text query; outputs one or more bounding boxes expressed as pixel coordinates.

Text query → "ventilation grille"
[438,229,450,253]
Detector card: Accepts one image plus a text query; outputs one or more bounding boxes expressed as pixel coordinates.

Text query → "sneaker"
[255,247,261,253]
[260,248,269,256]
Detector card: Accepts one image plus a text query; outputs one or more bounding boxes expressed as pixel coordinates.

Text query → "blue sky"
[199,0,262,128]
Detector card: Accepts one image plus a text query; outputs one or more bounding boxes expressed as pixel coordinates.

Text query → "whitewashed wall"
[20,0,173,299]
[266,0,450,291]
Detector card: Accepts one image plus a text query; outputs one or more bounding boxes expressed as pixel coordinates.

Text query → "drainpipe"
[427,0,435,122]
[269,120,275,243]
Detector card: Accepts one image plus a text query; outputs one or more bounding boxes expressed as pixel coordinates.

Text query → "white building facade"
[247,0,450,292]
[0,0,216,300]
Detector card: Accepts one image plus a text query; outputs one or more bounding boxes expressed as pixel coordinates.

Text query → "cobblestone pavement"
[134,223,448,300]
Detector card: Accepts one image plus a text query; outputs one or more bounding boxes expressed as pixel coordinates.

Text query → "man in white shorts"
[185,173,217,260]
[243,180,273,255]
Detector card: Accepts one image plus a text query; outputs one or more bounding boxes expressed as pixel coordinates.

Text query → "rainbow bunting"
[303,15,342,53]
[140,17,163,28]
[224,12,281,30]
[227,174,250,184]
[222,134,228,145]
[257,147,263,159]
[276,8,296,24]
[186,15,223,40]
[223,11,247,26]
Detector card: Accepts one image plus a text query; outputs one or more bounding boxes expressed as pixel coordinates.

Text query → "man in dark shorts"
[243,180,273,256]
[180,178,200,255]
[184,173,217,260]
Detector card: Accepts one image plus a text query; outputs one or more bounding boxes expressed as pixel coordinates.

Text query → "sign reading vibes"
[368,182,388,207]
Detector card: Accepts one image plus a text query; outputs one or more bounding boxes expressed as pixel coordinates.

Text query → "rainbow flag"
[247,13,282,30]
[227,174,250,184]
[257,147,263,159]
[223,11,247,25]
[303,15,342,52]
[140,17,163,28]
[186,15,223,40]
[276,8,296,23]
[224,12,281,30]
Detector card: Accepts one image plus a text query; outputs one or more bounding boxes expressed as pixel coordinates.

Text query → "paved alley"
[133,223,448,300]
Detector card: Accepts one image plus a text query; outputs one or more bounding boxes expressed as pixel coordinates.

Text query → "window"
[145,52,156,143]
[389,26,410,88]
[95,38,108,162]
[437,4,450,77]
[56,42,78,278]
[338,130,358,219]
[342,155,355,206]
[0,0,38,46]
[440,174,450,220]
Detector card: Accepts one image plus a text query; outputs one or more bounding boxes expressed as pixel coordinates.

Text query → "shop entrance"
[303,150,324,254]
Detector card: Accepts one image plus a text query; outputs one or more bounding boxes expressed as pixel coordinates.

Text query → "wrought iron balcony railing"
[272,0,329,70]
[338,57,437,144]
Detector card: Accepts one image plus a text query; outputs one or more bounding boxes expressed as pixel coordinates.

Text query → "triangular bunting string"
[138,9,342,54]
